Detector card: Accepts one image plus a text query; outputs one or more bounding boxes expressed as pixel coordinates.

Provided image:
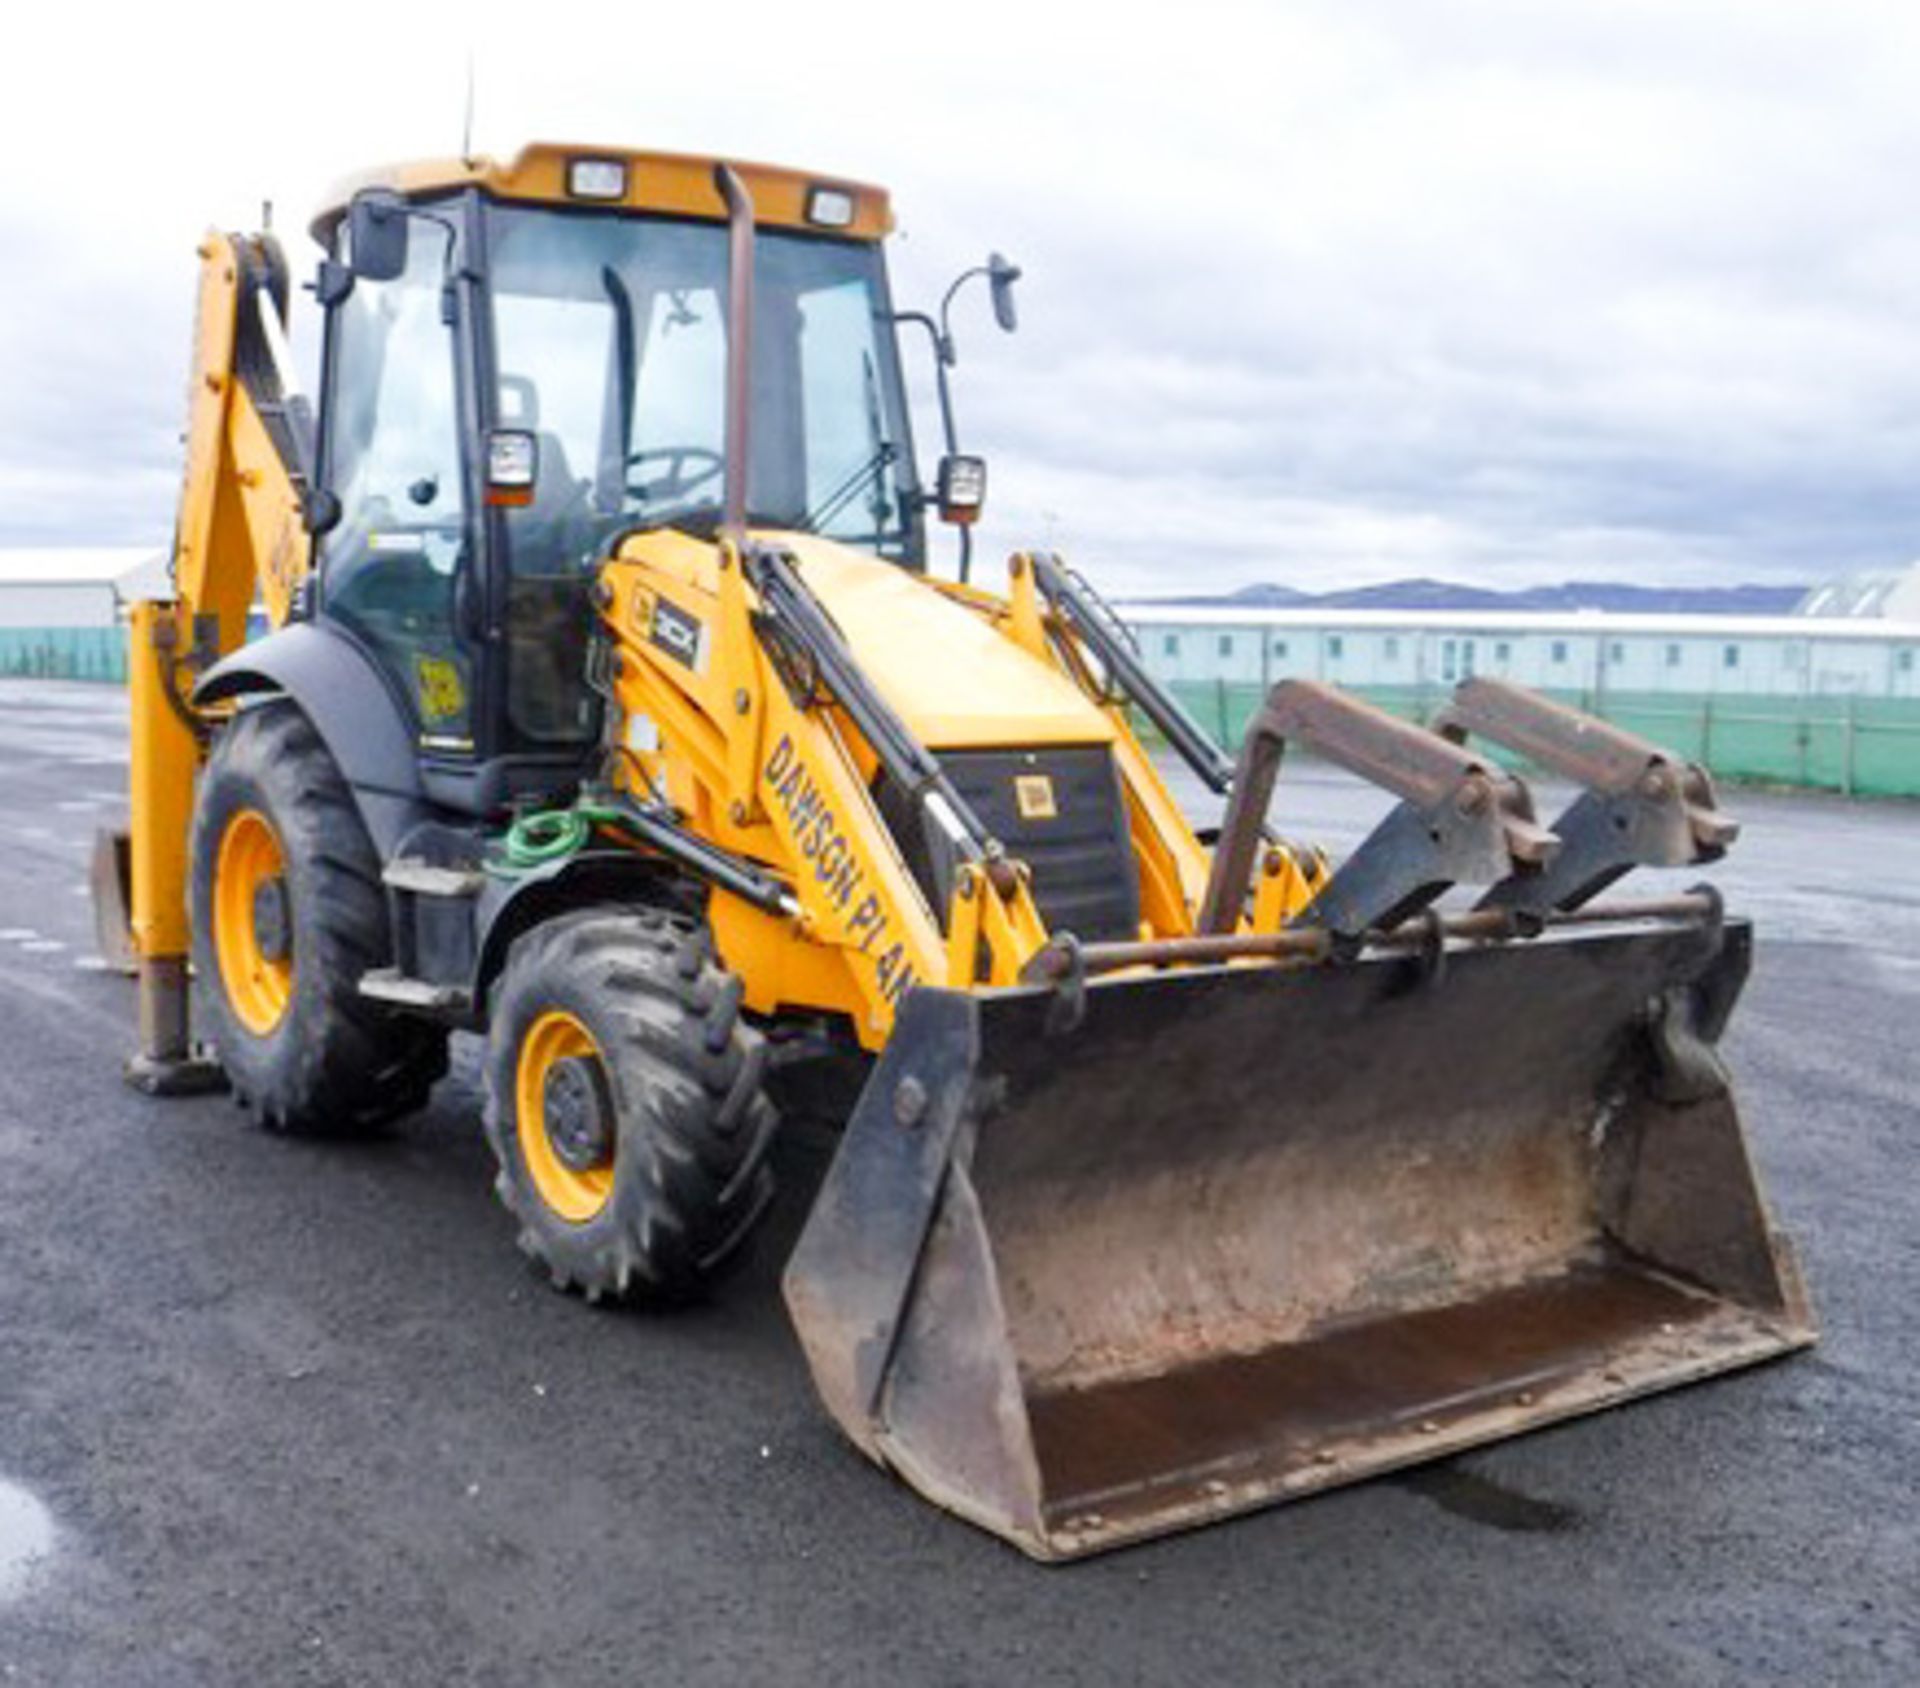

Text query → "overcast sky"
[4,0,1920,595]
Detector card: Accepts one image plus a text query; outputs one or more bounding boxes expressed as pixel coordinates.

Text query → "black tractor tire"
[482,907,778,1303]
[189,701,448,1135]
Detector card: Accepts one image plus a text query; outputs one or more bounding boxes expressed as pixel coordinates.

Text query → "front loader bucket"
[784,914,1813,1560]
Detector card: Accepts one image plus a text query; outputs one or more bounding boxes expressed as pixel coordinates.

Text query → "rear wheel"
[189,701,448,1134]
[483,908,777,1302]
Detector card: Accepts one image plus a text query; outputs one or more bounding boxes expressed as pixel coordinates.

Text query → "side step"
[382,860,488,899]
[357,854,484,1021]
[358,968,472,1015]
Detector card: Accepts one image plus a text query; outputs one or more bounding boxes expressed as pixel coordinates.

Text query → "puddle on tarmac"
[0,1478,55,1597]
[1395,1463,1580,1533]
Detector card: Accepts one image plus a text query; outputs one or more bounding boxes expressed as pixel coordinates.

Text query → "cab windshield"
[484,204,921,566]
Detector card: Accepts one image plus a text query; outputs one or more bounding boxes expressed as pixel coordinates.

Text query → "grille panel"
[885,745,1140,945]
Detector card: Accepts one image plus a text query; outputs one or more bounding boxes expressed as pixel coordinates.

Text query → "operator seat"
[518,430,596,566]
[499,382,597,744]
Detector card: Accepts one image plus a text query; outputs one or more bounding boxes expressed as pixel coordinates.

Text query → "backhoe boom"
[122,231,312,1089]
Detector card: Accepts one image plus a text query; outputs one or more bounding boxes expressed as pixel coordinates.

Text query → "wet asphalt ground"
[0,677,1914,1686]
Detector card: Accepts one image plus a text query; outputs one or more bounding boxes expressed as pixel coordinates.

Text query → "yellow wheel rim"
[515,1008,616,1223]
[212,807,293,1037]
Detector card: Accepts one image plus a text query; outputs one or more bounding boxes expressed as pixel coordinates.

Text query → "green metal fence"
[0,628,127,683]
[12,627,1919,798]
[1163,679,1920,800]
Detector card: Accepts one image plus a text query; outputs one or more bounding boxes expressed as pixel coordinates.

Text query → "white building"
[1797,561,1920,622]
[0,549,167,627]
[1125,606,1920,702]
[0,549,167,681]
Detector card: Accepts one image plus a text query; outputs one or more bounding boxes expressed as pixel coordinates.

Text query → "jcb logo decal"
[628,584,708,674]
[650,598,706,671]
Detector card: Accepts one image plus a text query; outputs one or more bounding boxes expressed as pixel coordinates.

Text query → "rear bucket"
[89,826,137,976]
[784,915,1814,1560]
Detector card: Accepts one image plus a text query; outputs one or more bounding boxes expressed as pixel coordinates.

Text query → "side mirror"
[302,486,342,536]
[987,253,1022,333]
[937,454,987,526]
[346,191,410,282]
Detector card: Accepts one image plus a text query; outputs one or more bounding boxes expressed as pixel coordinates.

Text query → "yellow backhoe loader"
[99,142,1814,1560]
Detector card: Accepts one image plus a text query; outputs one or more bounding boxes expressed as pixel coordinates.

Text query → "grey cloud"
[4,0,1918,600]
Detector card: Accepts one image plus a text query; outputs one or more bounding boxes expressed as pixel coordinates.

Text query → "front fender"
[196,622,428,855]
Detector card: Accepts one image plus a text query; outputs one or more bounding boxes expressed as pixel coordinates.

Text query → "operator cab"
[307,146,925,814]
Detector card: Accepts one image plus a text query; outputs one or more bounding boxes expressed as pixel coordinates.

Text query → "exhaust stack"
[713,163,755,547]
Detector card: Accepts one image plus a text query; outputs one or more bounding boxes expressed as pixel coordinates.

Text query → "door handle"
[452,555,486,644]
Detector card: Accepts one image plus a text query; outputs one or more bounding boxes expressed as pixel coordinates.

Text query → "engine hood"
[615,528,1115,750]
[776,536,1112,750]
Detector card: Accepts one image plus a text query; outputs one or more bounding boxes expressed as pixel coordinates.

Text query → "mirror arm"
[893,311,961,458]
[893,309,972,582]
[938,265,990,352]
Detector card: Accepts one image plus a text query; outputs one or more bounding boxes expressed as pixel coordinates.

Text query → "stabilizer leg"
[122,600,225,1097]
[128,956,225,1096]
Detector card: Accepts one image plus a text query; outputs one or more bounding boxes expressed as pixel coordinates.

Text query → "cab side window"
[321,230,472,744]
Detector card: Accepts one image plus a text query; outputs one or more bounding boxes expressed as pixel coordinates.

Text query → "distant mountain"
[1208,582,1314,608]
[1139,578,1808,616]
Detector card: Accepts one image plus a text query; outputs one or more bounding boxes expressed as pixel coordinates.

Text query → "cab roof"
[310,141,893,245]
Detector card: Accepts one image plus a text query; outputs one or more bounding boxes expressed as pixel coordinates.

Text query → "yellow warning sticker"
[414,654,466,723]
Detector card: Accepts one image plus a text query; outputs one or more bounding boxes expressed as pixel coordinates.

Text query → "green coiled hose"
[491,801,632,874]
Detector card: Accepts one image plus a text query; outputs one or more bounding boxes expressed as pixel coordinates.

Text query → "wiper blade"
[805,442,897,533]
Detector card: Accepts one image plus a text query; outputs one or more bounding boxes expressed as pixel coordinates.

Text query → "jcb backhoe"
[100,142,1814,1560]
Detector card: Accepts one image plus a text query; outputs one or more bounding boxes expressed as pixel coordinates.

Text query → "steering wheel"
[626,446,725,507]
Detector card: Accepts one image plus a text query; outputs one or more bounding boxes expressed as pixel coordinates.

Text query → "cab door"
[315,218,478,752]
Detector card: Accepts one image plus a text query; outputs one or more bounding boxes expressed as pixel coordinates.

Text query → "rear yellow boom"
[122,232,310,1089]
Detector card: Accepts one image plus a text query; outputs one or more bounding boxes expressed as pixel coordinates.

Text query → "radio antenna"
[461,50,477,164]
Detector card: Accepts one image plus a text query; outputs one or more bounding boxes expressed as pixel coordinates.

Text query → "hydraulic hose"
[489,795,799,918]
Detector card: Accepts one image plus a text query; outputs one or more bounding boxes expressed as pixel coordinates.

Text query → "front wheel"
[483,908,778,1302]
[189,701,448,1134]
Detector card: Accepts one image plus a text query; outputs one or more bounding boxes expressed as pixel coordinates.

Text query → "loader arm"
[597,530,1057,1047]
[123,230,315,1089]
[591,523,1336,1052]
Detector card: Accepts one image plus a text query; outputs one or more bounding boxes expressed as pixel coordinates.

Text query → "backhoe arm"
[124,230,316,1089]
